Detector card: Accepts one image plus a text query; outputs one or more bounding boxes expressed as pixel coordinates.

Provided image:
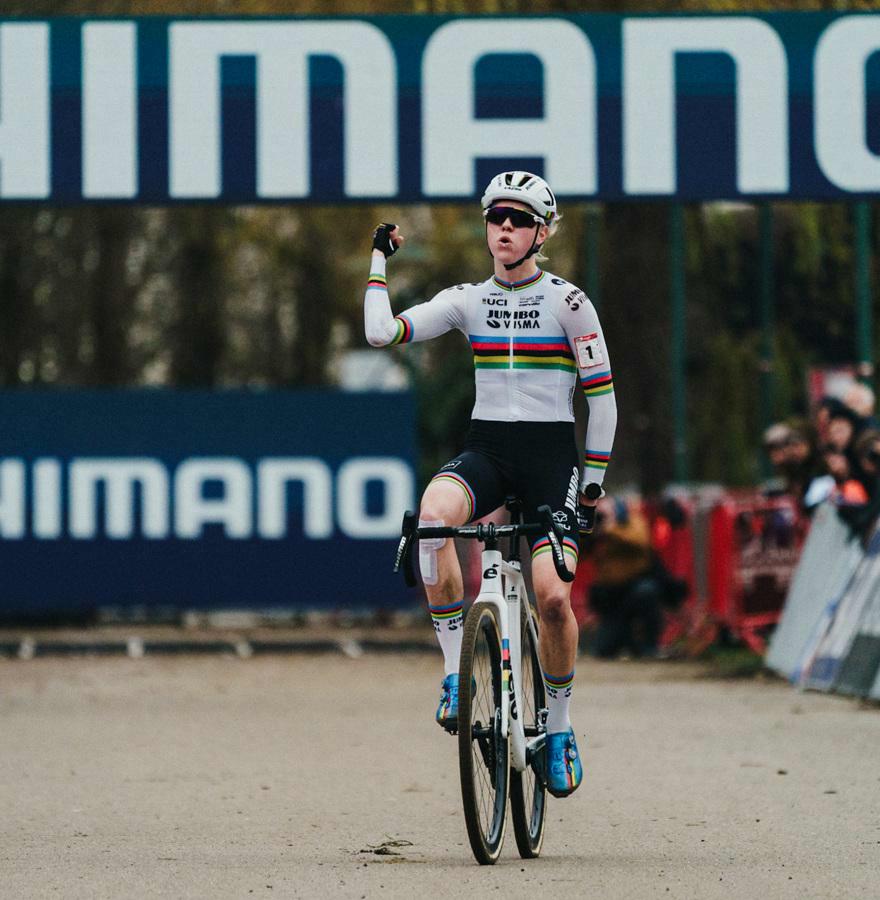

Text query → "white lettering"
[257,458,332,539]
[0,25,49,198]
[0,455,417,541]
[623,17,788,195]
[422,19,596,196]
[70,459,168,539]
[83,23,137,198]
[174,458,252,538]
[33,458,61,539]
[0,459,25,538]
[169,22,396,199]
[336,457,414,539]
[815,16,880,191]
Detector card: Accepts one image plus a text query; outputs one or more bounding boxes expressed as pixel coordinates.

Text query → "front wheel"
[458,601,509,865]
[509,603,548,858]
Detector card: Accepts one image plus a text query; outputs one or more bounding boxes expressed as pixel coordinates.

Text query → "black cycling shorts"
[427,420,580,552]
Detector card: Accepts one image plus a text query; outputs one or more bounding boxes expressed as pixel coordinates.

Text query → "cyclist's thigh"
[422,451,508,524]
[516,427,580,558]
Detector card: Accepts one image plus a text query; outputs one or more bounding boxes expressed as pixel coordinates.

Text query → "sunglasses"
[483,206,543,229]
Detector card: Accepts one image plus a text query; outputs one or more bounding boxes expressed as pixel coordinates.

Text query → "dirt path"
[1,655,878,899]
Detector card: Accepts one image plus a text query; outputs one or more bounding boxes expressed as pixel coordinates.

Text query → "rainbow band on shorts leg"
[502,638,511,693]
[531,535,579,563]
[429,472,476,521]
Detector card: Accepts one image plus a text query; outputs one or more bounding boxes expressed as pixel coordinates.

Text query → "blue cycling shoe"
[546,728,583,797]
[436,674,460,731]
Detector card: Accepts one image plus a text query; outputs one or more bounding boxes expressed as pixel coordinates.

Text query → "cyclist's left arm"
[558,288,618,498]
[364,250,464,347]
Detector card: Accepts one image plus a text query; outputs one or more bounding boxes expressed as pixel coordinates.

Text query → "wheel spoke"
[459,605,509,864]
[509,605,547,859]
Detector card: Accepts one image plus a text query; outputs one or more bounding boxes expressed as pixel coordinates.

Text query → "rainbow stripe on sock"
[428,601,463,621]
[543,669,575,692]
[429,472,475,520]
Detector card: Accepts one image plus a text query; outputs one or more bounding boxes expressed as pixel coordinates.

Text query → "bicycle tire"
[458,601,509,865]
[509,603,548,858]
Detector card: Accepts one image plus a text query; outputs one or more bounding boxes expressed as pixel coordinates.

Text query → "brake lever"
[393,510,418,587]
[536,504,575,583]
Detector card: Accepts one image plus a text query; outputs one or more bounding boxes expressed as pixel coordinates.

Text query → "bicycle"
[394,498,577,865]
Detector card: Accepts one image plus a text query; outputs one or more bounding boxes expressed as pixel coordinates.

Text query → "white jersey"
[364,253,617,486]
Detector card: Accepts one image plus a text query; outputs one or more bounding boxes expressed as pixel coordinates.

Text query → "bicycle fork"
[479,549,529,773]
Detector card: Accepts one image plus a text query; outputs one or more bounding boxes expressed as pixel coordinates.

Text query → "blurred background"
[0,2,877,666]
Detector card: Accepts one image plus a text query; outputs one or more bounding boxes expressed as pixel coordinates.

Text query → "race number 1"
[574,333,603,368]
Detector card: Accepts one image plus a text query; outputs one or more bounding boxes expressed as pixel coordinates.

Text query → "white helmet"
[481,171,558,223]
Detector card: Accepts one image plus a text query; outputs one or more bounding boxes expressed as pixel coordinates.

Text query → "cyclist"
[364,172,617,798]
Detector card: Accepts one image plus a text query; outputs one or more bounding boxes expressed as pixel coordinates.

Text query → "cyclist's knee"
[418,485,467,586]
[536,587,573,627]
[419,482,469,526]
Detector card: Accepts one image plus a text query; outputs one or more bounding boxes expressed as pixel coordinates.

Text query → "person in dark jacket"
[588,500,666,659]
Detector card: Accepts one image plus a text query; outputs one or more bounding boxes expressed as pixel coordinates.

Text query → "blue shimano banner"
[0,390,417,616]
[3,13,880,202]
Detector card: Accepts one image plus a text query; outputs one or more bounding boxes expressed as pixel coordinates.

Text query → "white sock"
[428,601,464,676]
[543,669,574,733]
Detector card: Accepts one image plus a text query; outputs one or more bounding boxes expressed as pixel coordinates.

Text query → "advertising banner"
[800,523,880,692]
[3,13,880,204]
[837,558,880,697]
[765,503,863,681]
[0,390,417,617]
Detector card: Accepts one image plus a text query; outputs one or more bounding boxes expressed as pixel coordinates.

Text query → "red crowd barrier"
[457,491,806,655]
[706,494,805,653]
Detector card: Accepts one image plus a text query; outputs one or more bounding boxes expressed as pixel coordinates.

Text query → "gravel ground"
[1,654,879,899]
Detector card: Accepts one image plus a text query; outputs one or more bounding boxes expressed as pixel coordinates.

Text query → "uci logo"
[482,296,508,307]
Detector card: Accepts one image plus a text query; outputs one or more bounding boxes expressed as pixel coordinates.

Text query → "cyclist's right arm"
[364,225,465,347]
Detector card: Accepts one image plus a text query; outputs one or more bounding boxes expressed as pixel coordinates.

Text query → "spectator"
[854,429,880,492]
[843,382,878,427]
[762,420,821,510]
[814,395,848,447]
[825,405,863,454]
[836,429,880,534]
[586,499,683,659]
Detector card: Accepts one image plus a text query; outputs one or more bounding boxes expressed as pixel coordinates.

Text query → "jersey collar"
[492,269,545,292]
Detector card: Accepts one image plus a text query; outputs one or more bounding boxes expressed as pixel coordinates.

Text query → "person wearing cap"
[363,171,617,797]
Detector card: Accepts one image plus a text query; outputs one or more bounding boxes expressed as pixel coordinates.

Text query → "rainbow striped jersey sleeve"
[364,250,465,347]
[557,286,617,488]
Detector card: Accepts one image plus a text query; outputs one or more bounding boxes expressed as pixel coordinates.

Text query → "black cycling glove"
[577,483,604,535]
[372,223,399,258]
[576,504,597,536]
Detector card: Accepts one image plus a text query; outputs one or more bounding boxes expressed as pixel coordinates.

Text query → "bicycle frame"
[393,501,569,772]
[473,547,544,774]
